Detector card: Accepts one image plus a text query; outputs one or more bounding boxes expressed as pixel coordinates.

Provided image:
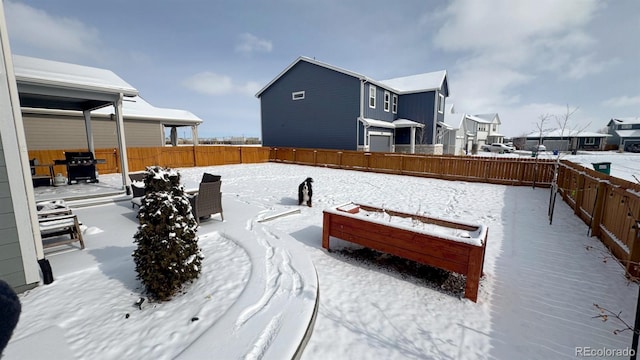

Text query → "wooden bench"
[39,214,85,250]
[322,203,488,302]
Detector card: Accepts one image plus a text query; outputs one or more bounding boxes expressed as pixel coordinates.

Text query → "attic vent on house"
[292,91,305,100]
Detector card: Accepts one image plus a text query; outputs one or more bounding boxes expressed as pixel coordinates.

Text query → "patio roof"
[13,55,138,111]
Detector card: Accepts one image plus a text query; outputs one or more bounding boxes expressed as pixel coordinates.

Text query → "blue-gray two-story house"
[255,56,449,153]
[607,117,640,152]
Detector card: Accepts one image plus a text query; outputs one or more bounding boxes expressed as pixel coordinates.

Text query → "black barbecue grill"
[54,152,105,185]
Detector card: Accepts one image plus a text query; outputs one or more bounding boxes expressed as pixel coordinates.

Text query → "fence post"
[313,150,317,166]
[573,171,585,216]
[338,151,343,168]
[193,145,198,167]
[590,180,607,238]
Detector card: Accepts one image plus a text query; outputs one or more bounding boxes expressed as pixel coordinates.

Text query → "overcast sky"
[4,0,639,139]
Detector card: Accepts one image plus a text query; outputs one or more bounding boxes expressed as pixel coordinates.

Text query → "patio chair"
[188,174,223,224]
[129,173,146,209]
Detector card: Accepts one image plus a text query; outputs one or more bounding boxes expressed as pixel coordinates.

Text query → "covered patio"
[14,55,139,193]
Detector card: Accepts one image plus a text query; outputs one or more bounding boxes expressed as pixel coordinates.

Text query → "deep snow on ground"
[7,152,640,359]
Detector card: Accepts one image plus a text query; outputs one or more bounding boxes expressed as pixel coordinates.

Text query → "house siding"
[0,134,25,288]
[23,114,161,149]
[363,84,396,122]
[260,61,360,150]
[397,92,435,144]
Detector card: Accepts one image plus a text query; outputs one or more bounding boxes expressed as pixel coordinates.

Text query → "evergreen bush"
[132,166,203,301]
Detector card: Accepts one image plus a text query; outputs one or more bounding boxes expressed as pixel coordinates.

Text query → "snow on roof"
[379,70,447,94]
[466,114,492,123]
[359,117,395,129]
[473,113,499,124]
[610,117,640,125]
[393,118,424,128]
[93,96,203,124]
[615,129,640,138]
[523,128,610,138]
[13,55,138,96]
[256,56,447,98]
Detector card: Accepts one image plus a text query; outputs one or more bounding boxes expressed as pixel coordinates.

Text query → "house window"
[621,124,632,129]
[383,91,390,112]
[292,91,305,100]
[392,94,398,114]
[369,86,376,108]
[437,93,445,113]
[585,137,596,145]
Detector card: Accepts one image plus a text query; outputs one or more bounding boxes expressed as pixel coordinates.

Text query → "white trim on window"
[383,91,390,112]
[369,85,376,108]
[292,91,305,100]
[437,93,444,113]
[585,137,596,145]
[392,94,398,114]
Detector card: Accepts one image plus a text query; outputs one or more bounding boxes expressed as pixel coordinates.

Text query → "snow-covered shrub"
[132,166,203,301]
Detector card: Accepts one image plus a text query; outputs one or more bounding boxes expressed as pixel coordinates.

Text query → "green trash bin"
[592,162,611,175]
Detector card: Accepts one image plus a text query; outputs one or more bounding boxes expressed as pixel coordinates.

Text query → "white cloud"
[434,0,598,53]
[564,54,619,79]
[603,95,640,107]
[432,0,604,80]
[182,72,260,96]
[5,1,107,61]
[235,33,273,54]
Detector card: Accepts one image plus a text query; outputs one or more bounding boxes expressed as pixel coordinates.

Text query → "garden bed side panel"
[322,211,487,302]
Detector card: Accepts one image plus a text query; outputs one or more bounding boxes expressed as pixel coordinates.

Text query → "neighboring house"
[14,55,203,149]
[255,56,449,154]
[606,117,640,152]
[513,129,610,151]
[442,104,467,155]
[473,113,504,145]
[441,105,506,155]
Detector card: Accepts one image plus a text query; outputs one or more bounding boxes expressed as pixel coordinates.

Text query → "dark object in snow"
[0,280,21,355]
[125,313,130,319]
[135,297,145,310]
[38,258,54,284]
[191,317,199,322]
[298,177,314,207]
[132,166,203,301]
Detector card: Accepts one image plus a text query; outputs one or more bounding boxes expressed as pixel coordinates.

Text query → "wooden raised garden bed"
[322,203,488,302]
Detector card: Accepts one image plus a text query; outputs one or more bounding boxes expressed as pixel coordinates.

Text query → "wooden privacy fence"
[557,160,640,277]
[271,147,640,277]
[28,145,639,277]
[269,147,556,187]
[28,146,271,176]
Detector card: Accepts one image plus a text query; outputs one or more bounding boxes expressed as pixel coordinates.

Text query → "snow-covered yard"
[5,152,640,359]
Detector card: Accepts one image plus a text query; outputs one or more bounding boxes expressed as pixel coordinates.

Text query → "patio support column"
[410,126,416,154]
[82,110,95,154]
[113,94,131,194]
[192,125,198,145]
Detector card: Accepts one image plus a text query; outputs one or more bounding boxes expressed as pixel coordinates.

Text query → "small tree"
[132,166,202,301]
